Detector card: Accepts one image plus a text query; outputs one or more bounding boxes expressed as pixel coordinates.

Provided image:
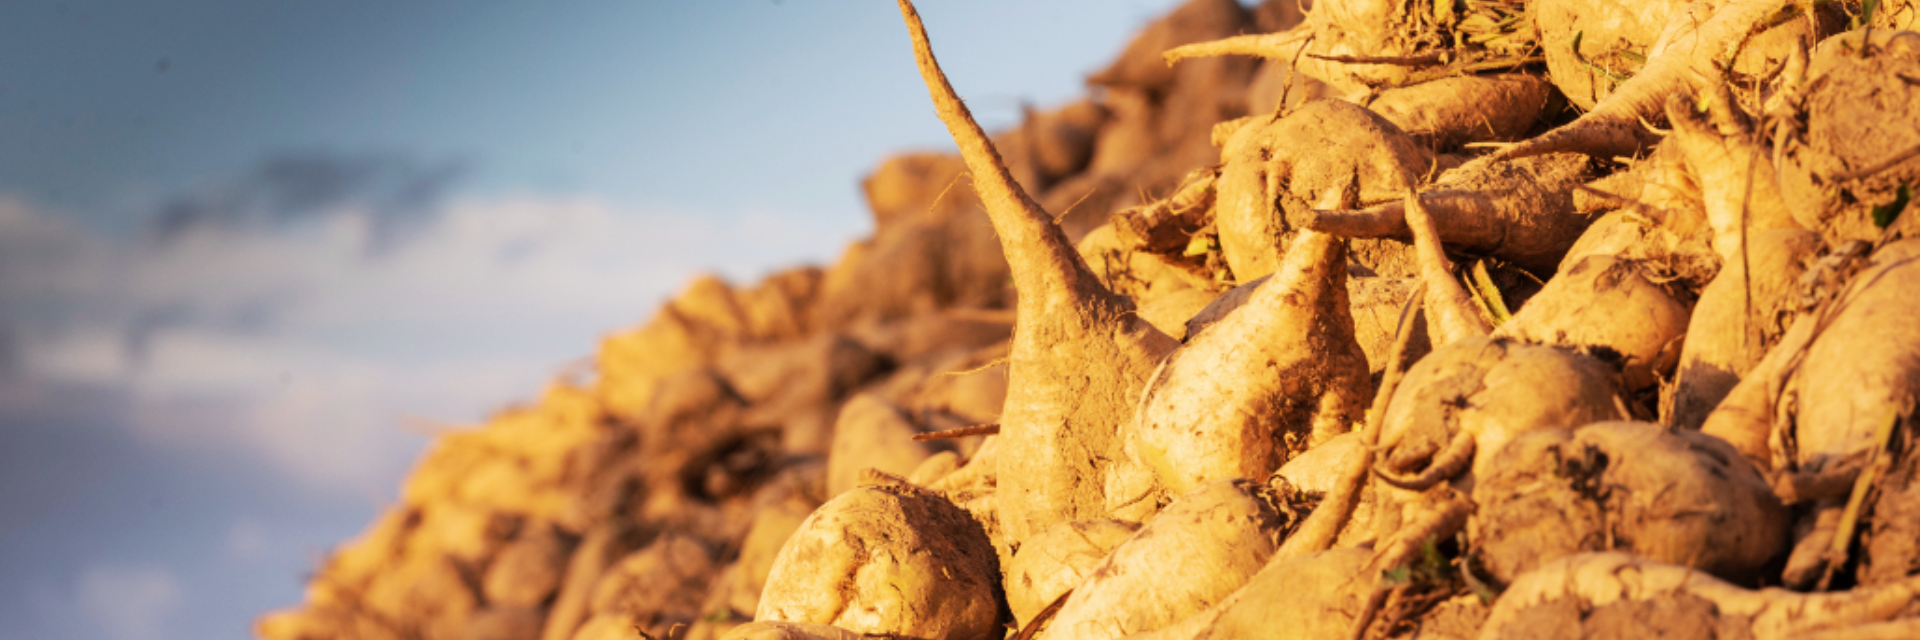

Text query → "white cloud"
[0,191,845,497]
[77,565,184,640]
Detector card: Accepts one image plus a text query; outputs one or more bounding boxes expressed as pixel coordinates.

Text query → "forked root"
[1303,153,1596,275]
[1403,190,1491,345]
[1366,486,1474,576]
[1372,430,1475,491]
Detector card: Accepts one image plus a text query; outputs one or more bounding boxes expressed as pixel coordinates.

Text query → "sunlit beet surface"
[258,0,1920,639]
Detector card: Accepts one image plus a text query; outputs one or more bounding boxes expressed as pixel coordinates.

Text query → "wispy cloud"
[151,152,466,254]
[0,155,844,498]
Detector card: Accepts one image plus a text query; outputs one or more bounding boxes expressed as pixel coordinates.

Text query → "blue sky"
[0,1,1195,639]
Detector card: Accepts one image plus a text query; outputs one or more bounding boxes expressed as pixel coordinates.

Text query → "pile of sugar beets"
[259,0,1920,639]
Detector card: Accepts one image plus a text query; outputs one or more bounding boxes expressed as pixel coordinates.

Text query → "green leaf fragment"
[1873,184,1912,229]
[1471,261,1512,325]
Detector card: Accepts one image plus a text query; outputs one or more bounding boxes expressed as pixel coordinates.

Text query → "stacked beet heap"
[261,0,1920,638]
